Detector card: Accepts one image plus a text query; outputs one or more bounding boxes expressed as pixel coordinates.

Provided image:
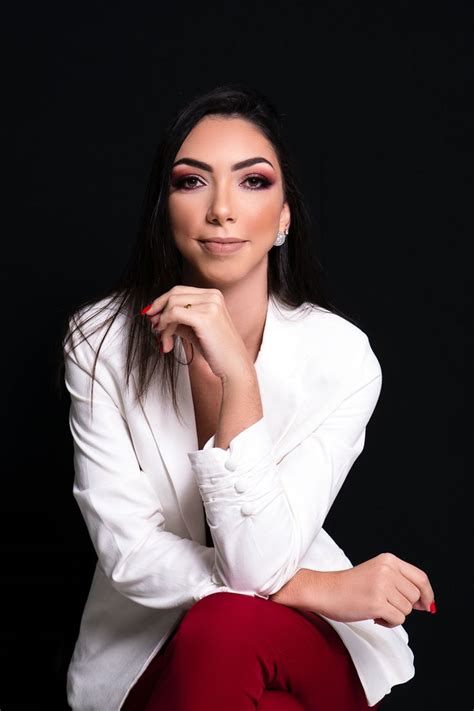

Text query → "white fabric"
[64,294,414,709]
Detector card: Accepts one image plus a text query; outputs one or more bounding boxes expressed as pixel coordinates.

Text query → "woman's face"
[168,115,290,287]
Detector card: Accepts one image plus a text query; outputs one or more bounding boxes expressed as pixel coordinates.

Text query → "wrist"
[269,568,325,612]
[220,363,258,388]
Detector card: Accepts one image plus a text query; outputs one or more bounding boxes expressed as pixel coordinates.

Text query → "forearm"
[269,568,331,613]
[215,367,263,450]
[204,373,328,601]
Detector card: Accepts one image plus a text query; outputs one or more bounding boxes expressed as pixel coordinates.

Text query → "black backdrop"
[2,3,468,709]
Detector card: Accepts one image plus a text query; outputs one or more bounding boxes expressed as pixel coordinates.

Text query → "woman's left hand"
[143,285,255,382]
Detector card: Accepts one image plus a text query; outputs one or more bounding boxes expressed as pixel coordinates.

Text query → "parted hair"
[56,81,358,423]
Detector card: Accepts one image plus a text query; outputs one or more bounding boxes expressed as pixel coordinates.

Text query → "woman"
[60,83,436,710]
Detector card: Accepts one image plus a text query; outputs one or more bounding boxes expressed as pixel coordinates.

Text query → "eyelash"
[172,174,273,192]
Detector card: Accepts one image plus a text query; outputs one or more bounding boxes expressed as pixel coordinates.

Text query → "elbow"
[224,562,300,599]
[220,543,301,599]
[256,557,303,598]
[213,496,302,597]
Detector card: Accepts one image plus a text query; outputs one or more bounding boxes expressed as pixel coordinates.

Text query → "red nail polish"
[430,601,437,614]
[141,303,153,315]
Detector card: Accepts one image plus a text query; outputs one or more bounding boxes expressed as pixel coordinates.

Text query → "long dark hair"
[56,82,359,423]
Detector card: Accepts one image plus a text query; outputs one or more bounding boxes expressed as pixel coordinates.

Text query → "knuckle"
[380,552,396,564]
[418,570,429,585]
[373,596,386,618]
[382,610,406,628]
[378,563,392,578]
[409,590,421,605]
[371,603,381,619]
[397,612,406,626]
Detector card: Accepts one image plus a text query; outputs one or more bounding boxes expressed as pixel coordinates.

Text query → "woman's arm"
[205,355,437,627]
[269,567,318,611]
[214,365,262,450]
[268,556,435,628]
[63,316,264,612]
[189,335,383,598]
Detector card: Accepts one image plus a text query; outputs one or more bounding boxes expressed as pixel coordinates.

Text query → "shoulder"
[274,299,382,384]
[64,294,130,368]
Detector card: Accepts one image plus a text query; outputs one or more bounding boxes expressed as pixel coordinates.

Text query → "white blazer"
[64,293,415,710]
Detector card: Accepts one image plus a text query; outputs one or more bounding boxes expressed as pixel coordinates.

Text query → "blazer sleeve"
[187,332,382,599]
[63,316,258,611]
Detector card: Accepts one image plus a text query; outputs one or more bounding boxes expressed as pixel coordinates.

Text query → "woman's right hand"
[307,552,435,628]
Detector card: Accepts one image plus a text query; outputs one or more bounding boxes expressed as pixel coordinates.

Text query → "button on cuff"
[241,503,257,516]
[234,479,249,493]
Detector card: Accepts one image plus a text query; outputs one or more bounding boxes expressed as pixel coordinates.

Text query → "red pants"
[122,592,383,711]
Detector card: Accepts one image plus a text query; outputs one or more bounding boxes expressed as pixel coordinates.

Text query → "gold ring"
[185,303,192,308]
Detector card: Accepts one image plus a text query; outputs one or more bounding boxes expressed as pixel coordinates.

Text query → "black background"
[2,3,468,709]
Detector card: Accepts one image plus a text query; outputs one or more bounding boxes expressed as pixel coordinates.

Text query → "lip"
[200,238,246,243]
[199,240,247,254]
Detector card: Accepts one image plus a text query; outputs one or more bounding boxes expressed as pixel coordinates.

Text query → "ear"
[279,201,291,233]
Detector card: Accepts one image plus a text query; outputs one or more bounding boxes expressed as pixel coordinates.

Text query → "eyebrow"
[172,156,274,172]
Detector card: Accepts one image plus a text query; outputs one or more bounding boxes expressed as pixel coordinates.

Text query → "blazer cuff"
[193,578,270,604]
[187,416,274,479]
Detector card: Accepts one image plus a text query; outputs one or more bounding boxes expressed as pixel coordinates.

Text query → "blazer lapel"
[139,295,304,543]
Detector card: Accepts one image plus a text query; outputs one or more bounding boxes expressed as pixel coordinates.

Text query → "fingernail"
[141,303,153,315]
[430,601,437,614]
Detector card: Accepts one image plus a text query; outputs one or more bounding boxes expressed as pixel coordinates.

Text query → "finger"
[397,560,435,612]
[153,289,223,353]
[374,618,392,628]
[373,599,406,628]
[147,291,216,329]
[412,599,427,611]
[161,333,174,353]
[373,617,403,629]
[157,321,177,353]
[157,303,203,353]
[142,286,215,317]
[395,576,423,607]
[387,588,414,617]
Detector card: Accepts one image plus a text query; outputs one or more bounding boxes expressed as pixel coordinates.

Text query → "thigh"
[258,690,307,710]
[123,592,380,711]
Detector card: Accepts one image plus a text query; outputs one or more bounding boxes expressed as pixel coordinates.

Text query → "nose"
[206,181,236,225]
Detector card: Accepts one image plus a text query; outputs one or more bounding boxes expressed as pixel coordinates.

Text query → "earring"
[273,227,289,247]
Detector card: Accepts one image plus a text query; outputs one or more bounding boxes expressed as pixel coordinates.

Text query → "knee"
[186,591,261,625]
[177,592,264,648]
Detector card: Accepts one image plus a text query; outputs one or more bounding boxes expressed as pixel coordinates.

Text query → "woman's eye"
[173,176,204,191]
[243,175,272,190]
[172,174,272,191]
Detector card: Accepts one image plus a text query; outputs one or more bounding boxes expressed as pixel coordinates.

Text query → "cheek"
[244,196,282,230]
[168,196,200,234]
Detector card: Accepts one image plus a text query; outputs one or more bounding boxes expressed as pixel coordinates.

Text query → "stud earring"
[273,227,289,247]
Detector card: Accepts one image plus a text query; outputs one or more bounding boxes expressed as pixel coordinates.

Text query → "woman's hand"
[142,285,254,382]
[306,553,435,629]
